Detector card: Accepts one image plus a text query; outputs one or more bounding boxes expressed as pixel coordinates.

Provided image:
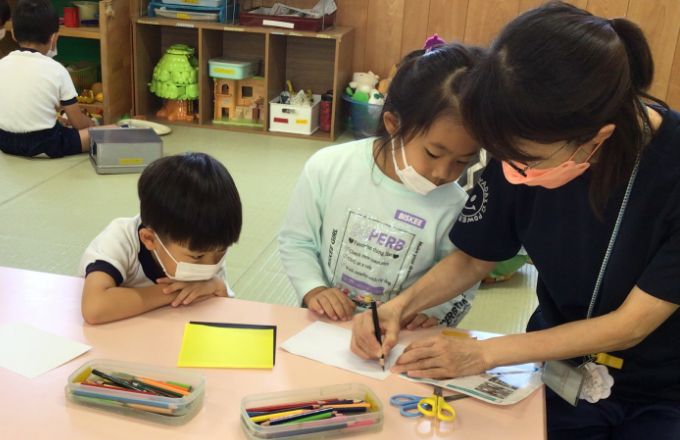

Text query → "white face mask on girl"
[391,138,438,196]
[153,234,224,282]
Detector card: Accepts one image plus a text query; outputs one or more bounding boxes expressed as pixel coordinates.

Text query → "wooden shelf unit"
[4,1,132,124]
[132,15,354,140]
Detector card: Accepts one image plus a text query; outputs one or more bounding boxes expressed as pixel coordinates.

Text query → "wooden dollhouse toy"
[213,77,266,128]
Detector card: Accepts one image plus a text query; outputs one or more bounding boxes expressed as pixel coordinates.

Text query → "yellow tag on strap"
[594,352,624,369]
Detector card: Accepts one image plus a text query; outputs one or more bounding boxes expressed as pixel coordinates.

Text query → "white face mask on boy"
[153,234,224,282]
[46,35,58,58]
[391,138,438,196]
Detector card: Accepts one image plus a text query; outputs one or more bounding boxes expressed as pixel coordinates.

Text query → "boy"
[0,0,92,158]
[79,153,243,325]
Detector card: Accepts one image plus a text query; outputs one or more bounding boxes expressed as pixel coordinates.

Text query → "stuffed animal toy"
[346,71,380,103]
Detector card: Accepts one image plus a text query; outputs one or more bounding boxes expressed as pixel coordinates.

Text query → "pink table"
[0,266,546,439]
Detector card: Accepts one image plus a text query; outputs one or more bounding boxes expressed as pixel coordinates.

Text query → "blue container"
[342,95,383,139]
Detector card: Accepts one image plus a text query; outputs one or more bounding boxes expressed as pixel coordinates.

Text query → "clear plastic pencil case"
[241,383,383,439]
[65,359,205,424]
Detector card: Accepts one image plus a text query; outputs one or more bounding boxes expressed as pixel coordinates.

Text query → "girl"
[351,2,680,439]
[278,43,483,328]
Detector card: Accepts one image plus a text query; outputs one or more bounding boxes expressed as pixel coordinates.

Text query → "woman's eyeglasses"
[506,141,574,177]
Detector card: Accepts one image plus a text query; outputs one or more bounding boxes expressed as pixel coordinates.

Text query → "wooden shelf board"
[5,22,101,40]
[136,17,352,40]
[59,25,101,40]
[144,114,337,140]
[78,102,105,113]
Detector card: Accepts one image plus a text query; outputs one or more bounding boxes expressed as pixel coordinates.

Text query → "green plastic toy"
[149,44,199,100]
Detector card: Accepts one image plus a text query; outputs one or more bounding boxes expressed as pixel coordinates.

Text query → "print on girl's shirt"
[329,210,421,308]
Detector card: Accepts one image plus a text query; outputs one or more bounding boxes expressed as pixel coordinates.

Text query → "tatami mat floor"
[0,126,537,334]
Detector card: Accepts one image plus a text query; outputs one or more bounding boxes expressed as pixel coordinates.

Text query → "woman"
[351,2,680,438]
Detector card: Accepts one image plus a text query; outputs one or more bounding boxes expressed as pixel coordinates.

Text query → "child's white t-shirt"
[79,216,233,295]
[0,50,77,133]
[278,137,478,326]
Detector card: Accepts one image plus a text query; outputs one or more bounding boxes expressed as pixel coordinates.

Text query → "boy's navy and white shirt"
[452,105,680,403]
[79,216,233,295]
[0,50,77,133]
[278,137,478,326]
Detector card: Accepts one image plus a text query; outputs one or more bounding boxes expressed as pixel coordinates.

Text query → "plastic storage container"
[240,8,336,32]
[209,58,258,79]
[72,1,99,25]
[269,95,321,135]
[148,1,239,23]
[241,383,383,439]
[342,95,383,139]
[65,359,205,425]
[162,0,225,6]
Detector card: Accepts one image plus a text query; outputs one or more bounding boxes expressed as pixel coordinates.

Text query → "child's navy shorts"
[0,123,82,158]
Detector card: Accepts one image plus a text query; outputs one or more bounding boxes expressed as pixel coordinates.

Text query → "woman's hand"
[391,335,490,379]
[351,301,402,360]
[157,276,227,307]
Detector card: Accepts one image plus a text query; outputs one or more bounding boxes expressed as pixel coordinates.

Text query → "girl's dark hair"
[0,0,11,25]
[12,0,58,44]
[374,43,485,164]
[461,1,666,212]
[138,153,242,251]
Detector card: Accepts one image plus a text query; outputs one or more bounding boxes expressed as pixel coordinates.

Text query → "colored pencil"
[267,408,334,426]
[250,409,307,424]
[246,399,359,413]
[136,376,190,395]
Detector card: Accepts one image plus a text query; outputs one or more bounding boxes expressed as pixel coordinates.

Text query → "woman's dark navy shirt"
[451,106,680,403]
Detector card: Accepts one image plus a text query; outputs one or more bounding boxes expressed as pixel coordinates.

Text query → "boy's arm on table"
[81,271,177,325]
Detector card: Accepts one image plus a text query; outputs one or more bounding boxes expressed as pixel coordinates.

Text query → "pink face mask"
[502,142,603,189]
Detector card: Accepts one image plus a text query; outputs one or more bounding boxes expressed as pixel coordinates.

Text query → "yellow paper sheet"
[177,323,275,369]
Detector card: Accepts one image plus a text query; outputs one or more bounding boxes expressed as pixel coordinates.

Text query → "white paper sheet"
[0,322,91,378]
[280,321,405,380]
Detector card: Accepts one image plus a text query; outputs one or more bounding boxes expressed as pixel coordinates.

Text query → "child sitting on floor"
[0,0,93,157]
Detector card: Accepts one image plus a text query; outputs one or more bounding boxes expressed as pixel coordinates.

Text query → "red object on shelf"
[239,9,336,32]
[319,92,333,132]
[64,7,79,28]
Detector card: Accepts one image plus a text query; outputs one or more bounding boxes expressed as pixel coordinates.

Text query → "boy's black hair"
[138,153,242,251]
[373,43,485,166]
[0,0,11,25]
[12,0,58,45]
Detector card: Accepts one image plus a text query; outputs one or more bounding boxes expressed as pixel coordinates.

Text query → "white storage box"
[269,95,321,135]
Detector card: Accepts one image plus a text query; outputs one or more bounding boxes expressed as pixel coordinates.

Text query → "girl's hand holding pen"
[350,301,402,362]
